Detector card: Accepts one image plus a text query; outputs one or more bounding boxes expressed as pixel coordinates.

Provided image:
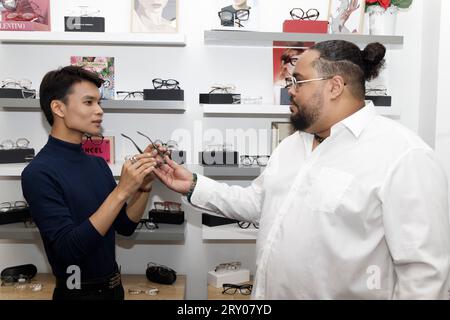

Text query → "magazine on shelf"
[0,0,51,31]
[70,56,115,100]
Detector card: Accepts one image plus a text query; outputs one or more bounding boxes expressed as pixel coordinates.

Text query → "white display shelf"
[204,30,404,47]
[0,98,186,113]
[202,165,262,179]
[202,104,399,117]
[202,104,290,118]
[0,222,186,242]
[202,224,258,241]
[0,32,186,46]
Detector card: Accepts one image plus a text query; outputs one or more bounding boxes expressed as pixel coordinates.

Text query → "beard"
[289,89,323,132]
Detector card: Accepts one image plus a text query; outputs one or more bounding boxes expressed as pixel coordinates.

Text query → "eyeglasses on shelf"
[365,86,388,96]
[218,9,250,28]
[136,218,159,230]
[290,8,320,21]
[153,201,182,213]
[222,283,253,295]
[0,201,28,213]
[240,155,270,167]
[0,138,30,150]
[214,261,241,273]
[1,78,37,99]
[209,84,236,94]
[116,91,144,100]
[81,134,104,146]
[152,78,180,90]
[128,287,159,296]
[237,221,259,229]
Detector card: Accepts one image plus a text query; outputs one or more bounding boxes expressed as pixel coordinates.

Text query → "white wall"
[0,0,441,299]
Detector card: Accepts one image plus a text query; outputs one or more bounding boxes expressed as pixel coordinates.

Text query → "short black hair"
[310,40,386,99]
[39,66,104,126]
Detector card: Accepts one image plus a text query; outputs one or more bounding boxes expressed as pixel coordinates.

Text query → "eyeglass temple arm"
[120,133,143,154]
[136,131,168,159]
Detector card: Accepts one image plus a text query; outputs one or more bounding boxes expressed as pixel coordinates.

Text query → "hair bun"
[362,42,386,80]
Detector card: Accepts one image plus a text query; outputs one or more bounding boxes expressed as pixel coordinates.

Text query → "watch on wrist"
[186,173,197,203]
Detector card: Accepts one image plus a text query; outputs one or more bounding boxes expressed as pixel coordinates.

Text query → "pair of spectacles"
[218,9,250,28]
[116,91,143,100]
[209,84,236,94]
[154,201,182,212]
[121,132,169,168]
[136,218,159,230]
[0,138,30,150]
[0,201,28,213]
[67,5,101,17]
[237,221,259,229]
[222,283,253,295]
[153,139,178,151]
[1,275,32,287]
[240,155,270,167]
[365,86,388,96]
[290,8,320,21]
[1,78,36,99]
[214,261,241,272]
[81,134,104,146]
[152,78,180,90]
[285,75,334,89]
[128,287,159,296]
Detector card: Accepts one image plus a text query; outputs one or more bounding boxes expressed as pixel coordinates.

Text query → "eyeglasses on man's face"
[290,8,320,20]
[0,201,28,213]
[285,75,334,89]
[214,261,241,272]
[81,134,104,146]
[116,91,144,100]
[240,155,270,167]
[222,283,253,295]
[152,78,180,90]
[0,138,30,150]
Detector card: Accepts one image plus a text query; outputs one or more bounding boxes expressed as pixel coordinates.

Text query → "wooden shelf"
[0,222,186,242]
[0,32,186,47]
[0,98,186,113]
[204,30,404,47]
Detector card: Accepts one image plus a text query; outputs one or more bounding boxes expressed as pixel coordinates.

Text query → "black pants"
[52,284,124,300]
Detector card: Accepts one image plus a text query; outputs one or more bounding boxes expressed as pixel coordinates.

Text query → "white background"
[0,0,447,299]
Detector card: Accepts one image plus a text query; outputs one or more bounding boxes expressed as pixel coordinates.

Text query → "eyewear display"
[214,261,241,272]
[152,78,180,90]
[209,84,236,94]
[136,218,159,230]
[365,86,388,96]
[0,201,28,213]
[290,8,320,21]
[0,138,30,150]
[128,287,159,296]
[240,155,270,167]
[237,221,259,229]
[1,78,36,99]
[218,9,250,28]
[116,91,144,100]
[222,283,253,295]
[81,134,104,146]
[66,5,101,17]
[285,75,334,89]
[154,201,182,212]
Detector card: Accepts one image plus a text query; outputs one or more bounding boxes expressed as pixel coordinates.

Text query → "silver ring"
[130,156,137,164]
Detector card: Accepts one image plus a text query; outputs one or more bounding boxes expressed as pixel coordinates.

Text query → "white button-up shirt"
[191,101,450,299]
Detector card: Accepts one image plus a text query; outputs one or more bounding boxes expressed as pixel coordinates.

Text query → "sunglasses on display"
[152,78,180,90]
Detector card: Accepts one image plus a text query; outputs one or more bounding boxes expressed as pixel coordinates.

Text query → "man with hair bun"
[153,40,450,299]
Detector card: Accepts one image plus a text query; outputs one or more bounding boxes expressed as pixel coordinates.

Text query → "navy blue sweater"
[21,136,138,280]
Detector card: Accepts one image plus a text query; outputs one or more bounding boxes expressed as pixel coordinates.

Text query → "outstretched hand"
[153,156,194,195]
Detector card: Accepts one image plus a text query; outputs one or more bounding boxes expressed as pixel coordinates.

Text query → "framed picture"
[131,0,178,33]
[0,0,51,31]
[215,0,259,31]
[271,122,294,152]
[328,0,365,34]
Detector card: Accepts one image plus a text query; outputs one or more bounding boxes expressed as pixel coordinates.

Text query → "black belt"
[55,272,121,291]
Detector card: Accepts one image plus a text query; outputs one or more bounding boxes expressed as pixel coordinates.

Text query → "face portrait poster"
[328,0,365,34]
[131,0,178,33]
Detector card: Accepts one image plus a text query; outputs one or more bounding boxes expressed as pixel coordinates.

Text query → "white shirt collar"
[334,100,378,139]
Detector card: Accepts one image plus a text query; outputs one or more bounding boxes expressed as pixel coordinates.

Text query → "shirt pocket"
[307,167,354,213]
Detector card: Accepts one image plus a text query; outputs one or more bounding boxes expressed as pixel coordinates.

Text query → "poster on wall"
[131,0,178,33]
[70,56,115,100]
[0,0,51,31]
[328,0,365,34]
[214,0,259,31]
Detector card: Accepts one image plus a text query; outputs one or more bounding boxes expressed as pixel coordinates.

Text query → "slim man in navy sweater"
[21,66,157,300]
